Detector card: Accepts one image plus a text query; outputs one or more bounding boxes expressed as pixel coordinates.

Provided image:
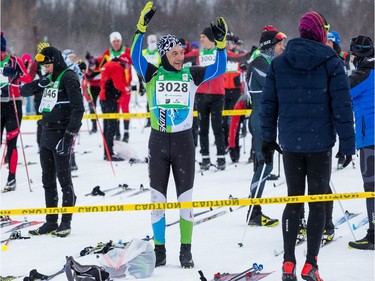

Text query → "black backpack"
[65,256,110,281]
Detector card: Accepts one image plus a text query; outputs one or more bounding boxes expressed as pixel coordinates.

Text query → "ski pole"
[238,163,267,247]
[277,152,281,178]
[83,73,116,176]
[330,180,357,241]
[9,73,33,192]
[1,142,7,167]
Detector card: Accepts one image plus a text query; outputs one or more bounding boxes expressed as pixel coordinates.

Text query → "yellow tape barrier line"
[1,192,373,216]
[21,110,252,121]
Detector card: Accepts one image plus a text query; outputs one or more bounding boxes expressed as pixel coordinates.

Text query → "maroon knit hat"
[299,12,328,44]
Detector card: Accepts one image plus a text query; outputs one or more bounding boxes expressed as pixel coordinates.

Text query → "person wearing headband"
[21,46,84,238]
[131,1,227,269]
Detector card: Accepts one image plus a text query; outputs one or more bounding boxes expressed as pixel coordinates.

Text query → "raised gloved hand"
[336,152,352,168]
[137,1,156,33]
[55,131,75,156]
[38,75,52,88]
[210,17,228,50]
[2,66,17,77]
[262,141,282,164]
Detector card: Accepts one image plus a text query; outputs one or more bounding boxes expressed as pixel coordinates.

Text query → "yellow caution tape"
[21,109,252,121]
[1,192,373,216]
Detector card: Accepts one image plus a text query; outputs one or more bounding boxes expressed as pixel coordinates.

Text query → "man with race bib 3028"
[131,1,227,269]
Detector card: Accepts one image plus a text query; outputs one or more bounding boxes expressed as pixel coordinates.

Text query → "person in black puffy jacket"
[260,12,355,281]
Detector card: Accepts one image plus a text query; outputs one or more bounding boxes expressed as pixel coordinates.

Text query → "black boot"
[52,221,71,238]
[154,244,166,267]
[179,244,194,268]
[29,221,58,236]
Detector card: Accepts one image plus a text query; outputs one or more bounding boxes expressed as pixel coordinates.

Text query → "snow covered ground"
[1,95,374,281]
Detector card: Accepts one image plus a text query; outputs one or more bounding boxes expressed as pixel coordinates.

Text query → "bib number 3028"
[157,81,188,93]
[156,81,190,108]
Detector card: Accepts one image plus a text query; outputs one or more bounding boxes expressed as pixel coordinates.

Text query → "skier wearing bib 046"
[21,46,84,238]
[131,1,227,269]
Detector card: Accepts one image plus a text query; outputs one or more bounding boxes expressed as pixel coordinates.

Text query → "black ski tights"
[282,150,331,267]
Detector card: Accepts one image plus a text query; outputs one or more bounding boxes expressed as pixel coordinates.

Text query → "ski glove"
[2,66,17,77]
[262,141,282,164]
[336,152,352,168]
[137,1,156,33]
[56,131,75,157]
[210,17,228,50]
[38,75,52,88]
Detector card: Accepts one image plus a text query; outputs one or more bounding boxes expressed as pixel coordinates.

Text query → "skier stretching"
[131,1,227,268]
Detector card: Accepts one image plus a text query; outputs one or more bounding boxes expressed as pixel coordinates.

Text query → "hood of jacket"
[284,37,337,71]
[40,46,68,81]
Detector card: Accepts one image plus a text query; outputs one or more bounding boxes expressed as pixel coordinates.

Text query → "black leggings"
[196,94,225,157]
[282,150,331,267]
[360,146,374,231]
[100,99,118,156]
[148,129,195,197]
[1,101,22,180]
[40,128,76,223]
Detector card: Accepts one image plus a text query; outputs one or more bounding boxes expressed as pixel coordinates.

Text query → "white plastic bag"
[98,238,155,279]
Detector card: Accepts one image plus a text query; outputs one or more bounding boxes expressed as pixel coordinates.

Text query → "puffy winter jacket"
[349,58,374,149]
[260,38,355,154]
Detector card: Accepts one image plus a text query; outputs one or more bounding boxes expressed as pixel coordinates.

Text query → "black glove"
[228,147,240,163]
[55,131,75,156]
[78,61,87,72]
[336,152,352,168]
[2,66,17,77]
[131,85,137,91]
[38,76,52,88]
[240,62,248,71]
[210,17,228,49]
[262,141,282,164]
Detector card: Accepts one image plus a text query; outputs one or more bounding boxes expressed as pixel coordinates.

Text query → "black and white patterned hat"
[157,34,182,57]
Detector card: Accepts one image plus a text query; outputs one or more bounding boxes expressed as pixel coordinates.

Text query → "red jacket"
[184,48,225,95]
[228,95,251,148]
[224,50,251,90]
[99,56,132,101]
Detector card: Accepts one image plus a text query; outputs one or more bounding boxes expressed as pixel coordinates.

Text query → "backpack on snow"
[65,256,110,281]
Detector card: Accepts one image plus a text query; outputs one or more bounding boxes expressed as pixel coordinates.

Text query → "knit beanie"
[259,31,279,50]
[299,12,327,44]
[157,34,182,57]
[350,35,374,58]
[201,27,215,43]
[1,32,6,52]
[109,31,122,43]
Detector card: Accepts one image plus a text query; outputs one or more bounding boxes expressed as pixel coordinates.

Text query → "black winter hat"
[259,31,279,50]
[350,35,374,58]
[201,27,215,43]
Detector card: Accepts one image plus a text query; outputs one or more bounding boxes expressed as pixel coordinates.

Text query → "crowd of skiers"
[1,1,374,279]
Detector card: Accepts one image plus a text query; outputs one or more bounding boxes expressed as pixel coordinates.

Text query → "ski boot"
[248,213,279,227]
[301,263,323,281]
[216,157,226,171]
[282,261,297,281]
[154,244,166,267]
[321,228,335,245]
[3,178,16,192]
[29,222,58,236]
[52,221,71,238]
[122,132,129,143]
[297,219,307,245]
[348,229,374,250]
[179,244,194,268]
[200,157,211,171]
